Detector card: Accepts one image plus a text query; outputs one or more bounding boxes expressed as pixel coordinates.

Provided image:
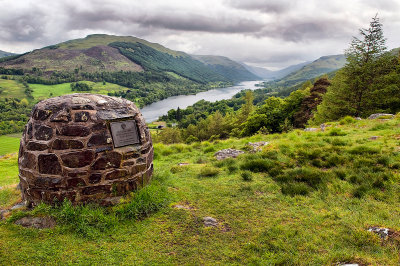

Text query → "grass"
[0,135,20,156]
[0,79,26,99]
[1,118,400,264]
[30,81,129,101]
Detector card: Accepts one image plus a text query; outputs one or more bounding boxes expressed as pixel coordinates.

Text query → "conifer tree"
[313,15,399,123]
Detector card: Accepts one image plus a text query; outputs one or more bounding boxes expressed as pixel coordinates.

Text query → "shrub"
[203,146,216,153]
[281,182,312,196]
[330,138,348,146]
[228,165,238,173]
[339,116,356,125]
[199,166,220,177]
[170,165,183,174]
[333,169,347,180]
[349,145,380,155]
[49,200,117,238]
[185,135,199,144]
[115,184,170,220]
[353,184,371,198]
[240,158,275,173]
[370,123,390,131]
[195,157,207,164]
[275,167,325,188]
[161,147,174,156]
[327,128,347,136]
[241,171,253,181]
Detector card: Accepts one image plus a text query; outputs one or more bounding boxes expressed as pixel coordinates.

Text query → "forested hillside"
[0,34,264,135]
[156,16,400,145]
[192,55,259,82]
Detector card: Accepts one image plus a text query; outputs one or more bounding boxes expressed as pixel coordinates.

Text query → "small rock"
[101,196,123,206]
[178,163,189,166]
[320,124,326,131]
[14,216,56,229]
[368,226,390,239]
[247,141,269,152]
[355,117,362,120]
[304,128,318,132]
[0,186,3,190]
[0,210,10,220]
[11,202,27,210]
[173,204,192,210]
[203,216,218,227]
[214,149,244,160]
[368,113,394,120]
[369,136,379,140]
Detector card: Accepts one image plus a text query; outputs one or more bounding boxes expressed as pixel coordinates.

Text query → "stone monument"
[18,94,153,206]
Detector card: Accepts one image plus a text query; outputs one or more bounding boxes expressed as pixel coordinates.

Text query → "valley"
[1,12,400,265]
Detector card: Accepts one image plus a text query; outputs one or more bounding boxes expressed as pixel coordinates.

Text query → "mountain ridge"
[0,50,15,58]
[0,34,256,83]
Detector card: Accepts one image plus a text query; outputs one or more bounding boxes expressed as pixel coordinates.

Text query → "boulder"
[368,113,394,119]
[214,149,244,160]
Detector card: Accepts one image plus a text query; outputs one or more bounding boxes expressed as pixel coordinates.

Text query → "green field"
[0,135,20,156]
[30,81,129,101]
[1,118,400,264]
[0,79,26,99]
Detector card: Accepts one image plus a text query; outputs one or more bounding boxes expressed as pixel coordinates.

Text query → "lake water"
[140,80,263,122]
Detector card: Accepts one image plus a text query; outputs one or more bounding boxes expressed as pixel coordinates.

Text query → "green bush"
[49,200,117,238]
[203,146,216,153]
[327,128,347,136]
[114,184,170,220]
[330,138,348,146]
[281,182,312,196]
[240,158,275,173]
[348,145,380,155]
[276,167,325,188]
[370,123,390,131]
[228,165,238,173]
[199,166,220,177]
[339,116,356,125]
[241,171,253,181]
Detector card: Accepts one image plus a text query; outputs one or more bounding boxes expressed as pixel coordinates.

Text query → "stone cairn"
[18,94,153,206]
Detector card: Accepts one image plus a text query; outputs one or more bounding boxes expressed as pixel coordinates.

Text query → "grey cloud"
[1,0,400,68]
[259,18,356,42]
[227,0,293,13]
[0,11,46,42]
[65,5,264,34]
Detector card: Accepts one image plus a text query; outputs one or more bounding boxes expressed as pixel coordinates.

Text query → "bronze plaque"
[110,120,140,148]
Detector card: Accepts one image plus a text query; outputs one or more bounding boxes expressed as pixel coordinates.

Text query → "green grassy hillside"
[0,79,26,99]
[57,34,183,56]
[272,54,346,87]
[29,81,129,101]
[192,55,259,82]
[1,117,400,264]
[111,42,227,83]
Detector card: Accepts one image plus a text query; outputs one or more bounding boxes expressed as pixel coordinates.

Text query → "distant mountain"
[240,63,274,79]
[0,34,257,83]
[0,50,15,58]
[272,54,346,86]
[191,55,259,82]
[241,61,310,80]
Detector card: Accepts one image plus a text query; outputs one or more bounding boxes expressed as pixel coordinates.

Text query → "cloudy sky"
[1,0,399,69]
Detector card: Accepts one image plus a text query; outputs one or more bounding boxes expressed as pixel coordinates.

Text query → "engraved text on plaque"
[110,120,140,148]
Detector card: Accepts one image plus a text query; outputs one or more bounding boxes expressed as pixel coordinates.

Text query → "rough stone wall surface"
[18,94,153,206]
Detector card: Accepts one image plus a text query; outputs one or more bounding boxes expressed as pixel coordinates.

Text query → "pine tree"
[313,15,399,122]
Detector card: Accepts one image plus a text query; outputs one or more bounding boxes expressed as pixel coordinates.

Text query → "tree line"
[155,15,400,144]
